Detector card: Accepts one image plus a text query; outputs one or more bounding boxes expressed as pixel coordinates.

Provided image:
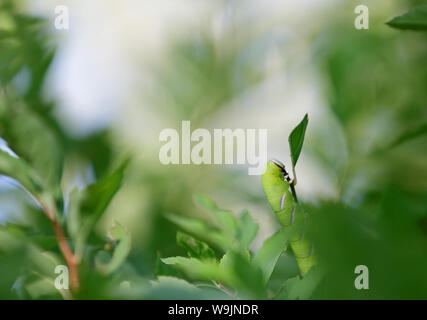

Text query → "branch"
[49,218,79,291]
[290,182,298,203]
[37,199,80,292]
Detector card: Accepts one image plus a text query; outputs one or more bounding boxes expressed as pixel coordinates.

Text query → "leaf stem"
[290,182,298,203]
[290,166,298,203]
[213,281,237,299]
[49,218,79,291]
[36,198,80,292]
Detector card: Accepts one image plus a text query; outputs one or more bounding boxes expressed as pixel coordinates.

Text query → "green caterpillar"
[262,159,316,276]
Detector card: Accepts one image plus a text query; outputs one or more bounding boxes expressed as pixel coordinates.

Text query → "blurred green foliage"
[0,0,426,300]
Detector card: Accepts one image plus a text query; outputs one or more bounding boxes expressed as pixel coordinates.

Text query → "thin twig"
[290,182,298,203]
[283,165,299,203]
[213,281,237,299]
[36,198,79,292]
[49,218,79,291]
[292,166,297,186]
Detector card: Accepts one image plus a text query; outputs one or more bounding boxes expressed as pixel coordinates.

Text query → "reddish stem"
[49,218,79,291]
[36,197,80,293]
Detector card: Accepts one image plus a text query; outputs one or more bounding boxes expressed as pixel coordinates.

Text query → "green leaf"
[170,195,259,254]
[163,251,267,299]
[1,221,56,251]
[253,229,290,283]
[151,276,201,294]
[148,276,228,300]
[219,251,234,270]
[387,6,427,30]
[193,194,238,238]
[75,160,129,255]
[66,188,81,242]
[275,266,324,300]
[154,252,182,278]
[24,276,63,300]
[166,213,231,250]
[0,225,63,299]
[236,211,259,249]
[0,103,64,192]
[288,113,309,168]
[219,250,250,270]
[0,149,42,195]
[176,231,216,261]
[96,220,131,275]
[72,131,114,179]
[388,122,427,149]
[26,50,55,99]
[161,256,226,282]
[220,251,266,299]
[80,159,128,223]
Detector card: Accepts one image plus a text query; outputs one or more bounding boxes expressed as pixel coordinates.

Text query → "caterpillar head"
[271,159,285,170]
[268,159,291,182]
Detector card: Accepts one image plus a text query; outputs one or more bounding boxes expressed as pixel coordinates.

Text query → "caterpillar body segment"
[262,159,316,276]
